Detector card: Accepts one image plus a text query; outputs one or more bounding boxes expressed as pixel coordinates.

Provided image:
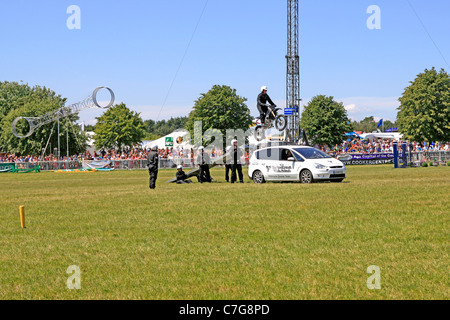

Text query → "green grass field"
[0,165,448,300]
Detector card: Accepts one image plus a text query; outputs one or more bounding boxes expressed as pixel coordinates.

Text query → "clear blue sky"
[1,0,449,125]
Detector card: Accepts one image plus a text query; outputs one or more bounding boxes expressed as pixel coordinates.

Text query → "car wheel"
[252,170,265,184]
[300,169,313,184]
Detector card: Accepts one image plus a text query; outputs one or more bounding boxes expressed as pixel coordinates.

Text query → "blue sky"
[1,0,449,125]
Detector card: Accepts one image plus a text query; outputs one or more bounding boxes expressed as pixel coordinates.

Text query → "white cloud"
[344,103,361,114]
[337,97,400,122]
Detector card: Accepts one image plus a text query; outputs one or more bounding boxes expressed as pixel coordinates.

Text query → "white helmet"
[198,146,205,151]
[231,139,237,145]
[177,165,183,170]
[261,86,268,92]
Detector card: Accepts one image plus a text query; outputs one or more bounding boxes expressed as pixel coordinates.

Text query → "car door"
[277,148,298,180]
[291,150,305,180]
[258,147,279,181]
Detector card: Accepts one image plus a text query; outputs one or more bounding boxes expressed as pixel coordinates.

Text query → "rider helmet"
[261,86,268,92]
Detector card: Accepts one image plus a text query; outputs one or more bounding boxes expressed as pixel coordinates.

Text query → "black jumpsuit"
[231,147,244,183]
[147,151,159,189]
[176,170,192,184]
[196,151,211,183]
[225,164,231,182]
[257,92,276,124]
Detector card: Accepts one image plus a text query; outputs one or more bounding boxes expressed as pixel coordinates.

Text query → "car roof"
[254,145,313,151]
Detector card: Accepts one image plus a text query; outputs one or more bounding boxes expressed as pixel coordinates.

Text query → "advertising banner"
[0,162,15,173]
[338,153,396,165]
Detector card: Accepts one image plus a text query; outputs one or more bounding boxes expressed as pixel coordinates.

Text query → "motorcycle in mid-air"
[252,105,287,141]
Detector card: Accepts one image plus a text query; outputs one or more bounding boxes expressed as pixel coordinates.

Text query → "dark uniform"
[257,92,276,124]
[225,146,232,182]
[176,169,192,184]
[231,146,244,183]
[225,164,231,182]
[196,151,211,183]
[147,149,159,189]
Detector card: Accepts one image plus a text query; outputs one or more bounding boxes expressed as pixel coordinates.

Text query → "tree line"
[143,117,188,140]
[1,67,448,156]
[351,117,397,133]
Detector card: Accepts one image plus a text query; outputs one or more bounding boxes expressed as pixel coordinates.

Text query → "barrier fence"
[409,151,450,163]
[2,151,449,171]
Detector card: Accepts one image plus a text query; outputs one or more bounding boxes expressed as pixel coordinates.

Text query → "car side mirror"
[287,157,295,161]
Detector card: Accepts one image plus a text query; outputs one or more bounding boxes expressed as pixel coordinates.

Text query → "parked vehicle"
[248,145,346,183]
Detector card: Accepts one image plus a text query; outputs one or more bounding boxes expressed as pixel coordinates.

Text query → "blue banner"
[338,153,396,165]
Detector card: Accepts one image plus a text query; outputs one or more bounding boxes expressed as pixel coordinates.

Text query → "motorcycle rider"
[257,86,276,125]
[147,145,159,189]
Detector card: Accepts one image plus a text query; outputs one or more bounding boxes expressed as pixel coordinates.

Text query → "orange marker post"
[19,205,25,228]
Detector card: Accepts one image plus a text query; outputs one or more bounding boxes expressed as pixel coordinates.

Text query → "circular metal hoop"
[92,87,115,109]
[11,86,115,138]
[11,117,35,139]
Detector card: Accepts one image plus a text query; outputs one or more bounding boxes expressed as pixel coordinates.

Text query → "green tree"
[0,81,33,122]
[359,116,376,133]
[94,103,145,150]
[0,82,88,156]
[84,124,95,132]
[351,117,397,133]
[397,67,450,142]
[300,95,353,147]
[185,85,252,147]
[142,116,188,140]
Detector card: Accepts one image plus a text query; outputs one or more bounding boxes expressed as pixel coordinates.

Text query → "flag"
[377,119,383,128]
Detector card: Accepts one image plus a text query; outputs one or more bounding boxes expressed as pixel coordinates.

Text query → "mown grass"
[0,165,448,300]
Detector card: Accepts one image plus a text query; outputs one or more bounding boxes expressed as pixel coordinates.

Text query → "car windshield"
[293,148,332,159]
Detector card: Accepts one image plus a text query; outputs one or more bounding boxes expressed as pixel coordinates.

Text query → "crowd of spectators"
[0,149,148,163]
[318,138,449,156]
[157,146,228,161]
[157,146,249,167]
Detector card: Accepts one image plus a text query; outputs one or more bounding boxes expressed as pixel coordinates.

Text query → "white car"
[248,145,346,184]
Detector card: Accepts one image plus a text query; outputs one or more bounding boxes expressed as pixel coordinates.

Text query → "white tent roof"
[360,132,403,141]
[142,130,192,150]
[141,127,278,151]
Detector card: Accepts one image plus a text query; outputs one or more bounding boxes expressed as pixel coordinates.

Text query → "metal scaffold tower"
[285,0,300,142]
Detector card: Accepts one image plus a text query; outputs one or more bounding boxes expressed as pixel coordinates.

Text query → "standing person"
[225,146,232,182]
[257,86,276,124]
[176,165,192,184]
[196,146,211,183]
[147,145,159,189]
[230,139,244,184]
